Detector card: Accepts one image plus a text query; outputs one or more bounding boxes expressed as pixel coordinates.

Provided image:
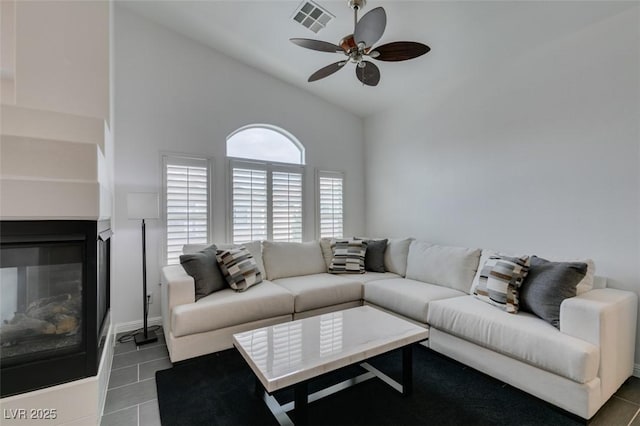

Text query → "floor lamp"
[127,192,159,346]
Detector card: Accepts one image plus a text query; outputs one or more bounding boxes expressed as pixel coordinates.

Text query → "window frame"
[227,158,305,243]
[315,169,345,239]
[161,153,213,264]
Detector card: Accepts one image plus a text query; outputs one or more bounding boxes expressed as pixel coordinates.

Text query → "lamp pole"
[135,217,157,345]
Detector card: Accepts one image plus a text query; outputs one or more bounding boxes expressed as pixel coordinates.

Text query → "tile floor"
[100,329,640,426]
[101,330,170,426]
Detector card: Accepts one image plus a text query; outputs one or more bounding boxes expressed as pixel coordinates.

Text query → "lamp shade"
[127,192,159,219]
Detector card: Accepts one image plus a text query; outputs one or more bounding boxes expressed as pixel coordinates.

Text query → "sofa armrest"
[161,265,196,334]
[560,288,637,399]
[161,264,196,308]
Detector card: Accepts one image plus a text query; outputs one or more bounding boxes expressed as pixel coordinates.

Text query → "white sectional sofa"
[160,238,637,420]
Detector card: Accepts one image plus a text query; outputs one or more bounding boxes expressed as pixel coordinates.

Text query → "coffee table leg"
[402,345,413,396]
[294,381,309,425]
[255,377,263,398]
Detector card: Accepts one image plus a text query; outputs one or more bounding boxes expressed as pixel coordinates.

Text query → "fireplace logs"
[1,293,81,346]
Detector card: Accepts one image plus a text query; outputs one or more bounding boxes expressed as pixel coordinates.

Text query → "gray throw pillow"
[519,256,588,328]
[179,244,226,301]
[363,239,388,273]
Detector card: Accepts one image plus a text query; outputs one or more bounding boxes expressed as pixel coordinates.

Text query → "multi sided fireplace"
[0,220,111,397]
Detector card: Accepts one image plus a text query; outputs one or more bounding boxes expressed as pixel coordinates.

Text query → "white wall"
[112,6,365,325]
[365,7,640,358]
[12,0,110,123]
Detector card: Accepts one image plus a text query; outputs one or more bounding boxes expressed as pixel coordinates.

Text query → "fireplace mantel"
[0,105,112,221]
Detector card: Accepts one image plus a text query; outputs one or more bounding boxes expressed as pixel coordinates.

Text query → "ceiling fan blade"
[308,61,347,82]
[290,38,343,53]
[355,61,380,86]
[354,7,386,48]
[370,42,430,62]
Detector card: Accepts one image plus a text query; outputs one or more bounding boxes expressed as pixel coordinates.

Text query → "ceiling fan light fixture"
[339,34,357,52]
[348,0,366,11]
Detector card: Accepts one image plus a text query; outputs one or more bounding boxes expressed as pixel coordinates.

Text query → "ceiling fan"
[290,0,430,86]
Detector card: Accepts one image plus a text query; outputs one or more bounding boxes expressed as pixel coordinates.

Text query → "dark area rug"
[156,344,581,426]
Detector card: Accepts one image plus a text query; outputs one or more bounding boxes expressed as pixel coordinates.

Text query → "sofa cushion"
[183,241,266,278]
[179,244,225,301]
[216,247,263,292]
[362,239,388,272]
[541,257,594,296]
[364,278,466,324]
[343,272,401,283]
[262,241,326,280]
[172,280,294,337]
[319,238,334,270]
[470,249,595,296]
[329,239,367,274]
[183,243,209,254]
[576,259,595,295]
[427,295,599,383]
[470,249,518,295]
[519,256,588,328]
[273,273,363,312]
[406,241,481,293]
[474,255,530,313]
[384,238,413,276]
[226,241,265,279]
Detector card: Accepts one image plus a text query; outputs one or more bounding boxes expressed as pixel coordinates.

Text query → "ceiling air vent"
[292,1,334,34]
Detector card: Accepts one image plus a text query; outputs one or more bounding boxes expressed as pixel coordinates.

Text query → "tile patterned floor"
[101,330,170,426]
[100,329,640,425]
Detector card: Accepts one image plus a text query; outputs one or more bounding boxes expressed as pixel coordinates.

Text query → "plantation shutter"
[272,170,303,242]
[232,166,268,243]
[164,157,209,265]
[318,171,344,238]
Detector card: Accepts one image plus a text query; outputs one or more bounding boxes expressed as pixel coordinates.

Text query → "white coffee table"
[232,305,429,425]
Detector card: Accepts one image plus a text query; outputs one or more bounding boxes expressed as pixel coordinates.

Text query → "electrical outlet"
[147,292,153,304]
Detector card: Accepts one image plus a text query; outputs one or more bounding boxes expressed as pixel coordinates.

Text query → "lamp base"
[134,330,158,346]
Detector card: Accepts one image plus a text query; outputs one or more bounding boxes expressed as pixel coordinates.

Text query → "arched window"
[227,124,305,165]
[227,125,305,243]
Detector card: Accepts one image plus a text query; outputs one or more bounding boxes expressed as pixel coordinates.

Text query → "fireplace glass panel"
[0,242,83,367]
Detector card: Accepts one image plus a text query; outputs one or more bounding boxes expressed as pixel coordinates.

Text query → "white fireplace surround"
[0,104,115,424]
[0,321,114,425]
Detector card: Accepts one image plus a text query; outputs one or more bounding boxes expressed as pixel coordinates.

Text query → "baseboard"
[633,364,640,378]
[114,316,163,335]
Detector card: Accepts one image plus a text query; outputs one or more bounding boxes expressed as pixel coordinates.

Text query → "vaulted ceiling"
[122,1,635,118]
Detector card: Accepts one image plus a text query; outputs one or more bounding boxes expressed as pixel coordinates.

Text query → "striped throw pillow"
[473,255,530,313]
[216,247,263,292]
[329,239,367,274]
